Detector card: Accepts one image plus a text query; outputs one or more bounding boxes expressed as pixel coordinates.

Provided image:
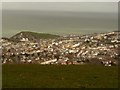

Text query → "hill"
[10,31,60,42]
[1,37,15,42]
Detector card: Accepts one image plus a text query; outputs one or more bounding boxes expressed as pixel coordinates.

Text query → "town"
[1,31,120,66]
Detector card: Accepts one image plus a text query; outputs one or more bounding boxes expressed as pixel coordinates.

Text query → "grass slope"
[10,31,60,41]
[21,31,60,39]
[2,64,118,88]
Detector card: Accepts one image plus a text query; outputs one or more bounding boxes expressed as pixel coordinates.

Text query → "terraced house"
[1,31,120,66]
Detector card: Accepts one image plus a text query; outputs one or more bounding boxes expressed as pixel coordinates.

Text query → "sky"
[1,0,119,2]
[2,2,118,37]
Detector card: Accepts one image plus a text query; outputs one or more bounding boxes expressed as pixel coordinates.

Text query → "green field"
[2,64,118,88]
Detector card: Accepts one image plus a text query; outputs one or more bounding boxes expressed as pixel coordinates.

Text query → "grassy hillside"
[20,31,60,39]
[10,31,60,42]
[2,64,118,88]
